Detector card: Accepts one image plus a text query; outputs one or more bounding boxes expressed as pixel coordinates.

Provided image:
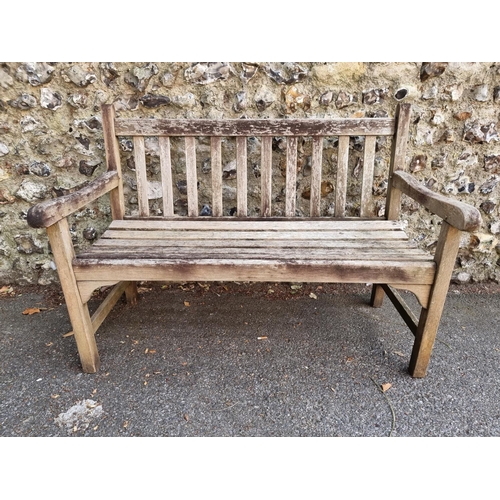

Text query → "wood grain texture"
[236,137,248,217]
[393,171,482,232]
[159,137,174,216]
[115,118,396,137]
[410,222,461,377]
[310,137,323,217]
[335,136,349,217]
[386,103,412,220]
[211,137,223,217]
[261,136,273,217]
[360,136,376,217]
[102,104,125,219]
[185,136,198,217]
[47,219,100,373]
[133,136,149,217]
[285,137,298,217]
[27,171,119,228]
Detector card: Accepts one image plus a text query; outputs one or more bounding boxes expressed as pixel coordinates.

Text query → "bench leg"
[370,284,385,307]
[409,222,461,378]
[47,219,100,373]
[125,282,139,306]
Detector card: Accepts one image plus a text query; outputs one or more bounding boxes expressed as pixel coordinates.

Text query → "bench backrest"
[102,103,411,221]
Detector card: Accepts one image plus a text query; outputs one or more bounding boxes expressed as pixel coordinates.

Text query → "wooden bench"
[27,103,482,377]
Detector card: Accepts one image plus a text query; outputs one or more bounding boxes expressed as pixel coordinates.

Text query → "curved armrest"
[392,171,482,232]
[27,171,120,228]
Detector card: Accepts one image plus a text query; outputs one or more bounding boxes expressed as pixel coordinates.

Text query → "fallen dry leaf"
[0,285,14,294]
[22,307,41,315]
[381,383,392,392]
[183,414,189,422]
[309,292,318,299]
[184,301,190,307]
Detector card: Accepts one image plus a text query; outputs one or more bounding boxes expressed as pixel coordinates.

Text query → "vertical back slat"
[236,137,247,217]
[335,135,349,217]
[101,104,125,220]
[159,137,174,217]
[133,136,149,217]
[285,137,298,217]
[185,136,198,217]
[261,136,273,217]
[211,137,223,217]
[310,136,323,217]
[386,103,412,220]
[360,135,376,217]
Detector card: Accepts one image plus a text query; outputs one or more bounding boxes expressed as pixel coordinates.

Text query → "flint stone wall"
[0,62,499,285]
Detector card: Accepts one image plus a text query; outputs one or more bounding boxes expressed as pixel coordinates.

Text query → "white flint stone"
[15,179,48,202]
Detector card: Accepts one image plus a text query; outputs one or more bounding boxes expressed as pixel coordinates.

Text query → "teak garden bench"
[27,103,482,377]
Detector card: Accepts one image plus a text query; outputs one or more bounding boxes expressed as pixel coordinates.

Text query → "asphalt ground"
[1,280,499,438]
[2,280,498,497]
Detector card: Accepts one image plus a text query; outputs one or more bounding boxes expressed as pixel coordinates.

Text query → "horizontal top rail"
[114,118,396,137]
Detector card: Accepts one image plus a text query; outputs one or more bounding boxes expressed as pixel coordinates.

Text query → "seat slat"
[110,218,404,231]
[100,229,409,241]
[93,237,421,250]
[77,246,433,261]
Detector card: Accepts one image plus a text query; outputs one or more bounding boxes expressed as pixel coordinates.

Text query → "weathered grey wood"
[94,239,424,252]
[185,136,198,217]
[78,280,120,304]
[335,136,349,217]
[360,135,376,217]
[410,222,461,377]
[115,118,396,137]
[285,137,298,217]
[381,284,419,335]
[66,281,131,337]
[125,282,139,306]
[31,103,483,378]
[47,219,100,373]
[74,258,435,285]
[261,136,273,217]
[133,136,149,217]
[99,229,410,241]
[236,137,247,217]
[393,171,482,232]
[370,284,385,307]
[27,171,119,229]
[386,103,412,220]
[310,137,323,217]
[159,137,174,216]
[211,137,223,217]
[109,218,405,231]
[102,104,125,220]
